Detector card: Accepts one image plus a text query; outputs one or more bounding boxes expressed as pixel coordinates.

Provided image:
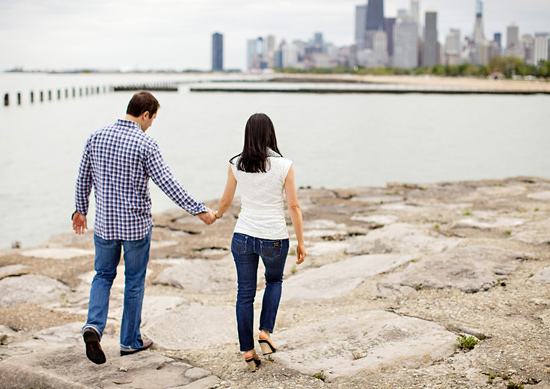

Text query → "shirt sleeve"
[145,143,209,216]
[75,137,93,215]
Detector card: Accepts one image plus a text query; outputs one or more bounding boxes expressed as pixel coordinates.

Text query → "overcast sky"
[0,0,548,72]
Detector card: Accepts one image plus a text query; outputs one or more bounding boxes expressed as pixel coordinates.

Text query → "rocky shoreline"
[1,177,550,388]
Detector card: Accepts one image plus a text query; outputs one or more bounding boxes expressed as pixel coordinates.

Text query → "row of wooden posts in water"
[3,85,110,107]
[3,83,178,106]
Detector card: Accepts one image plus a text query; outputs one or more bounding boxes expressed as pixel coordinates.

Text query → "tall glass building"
[212,32,223,71]
[423,10,438,67]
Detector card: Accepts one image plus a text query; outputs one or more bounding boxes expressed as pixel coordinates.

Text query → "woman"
[214,113,306,372]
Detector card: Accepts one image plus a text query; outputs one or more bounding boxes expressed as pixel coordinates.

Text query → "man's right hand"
[72,211,88,234]
[198,210,216,225]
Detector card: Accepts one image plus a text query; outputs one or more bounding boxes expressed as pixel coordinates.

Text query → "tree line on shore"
[276,57,550,79]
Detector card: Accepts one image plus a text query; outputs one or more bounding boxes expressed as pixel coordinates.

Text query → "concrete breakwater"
[0,177,549,388]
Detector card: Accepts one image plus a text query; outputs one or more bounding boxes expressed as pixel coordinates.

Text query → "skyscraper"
[211,33,223,71]
[534,33,550,64]
[444,29,461,65]
[410,0,420,34]
[506,23,519,49]
[505,23,523,59]
[445,29,461,56]
[494,33,502,55]
[473,0,485,42]
[355,4,368,50]
[520,34,535,64]
[385,17,396,57]
[423,10,438,67]
[366,0,385,32]
[393,18,418,69]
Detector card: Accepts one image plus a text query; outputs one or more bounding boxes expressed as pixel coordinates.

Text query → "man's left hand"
[73,211,88,234]
[198,210,216,225]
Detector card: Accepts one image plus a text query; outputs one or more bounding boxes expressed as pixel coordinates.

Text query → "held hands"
[295,242,306,265]
[198,210,217,225]
[72,212,88,234]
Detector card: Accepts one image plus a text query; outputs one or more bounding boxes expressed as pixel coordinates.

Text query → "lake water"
[1,73,549,249]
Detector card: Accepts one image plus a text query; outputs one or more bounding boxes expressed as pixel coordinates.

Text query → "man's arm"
[145,144,215,224]
[73,139,93,234]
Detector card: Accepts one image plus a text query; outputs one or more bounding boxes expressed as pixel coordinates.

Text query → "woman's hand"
[296,242,306,265]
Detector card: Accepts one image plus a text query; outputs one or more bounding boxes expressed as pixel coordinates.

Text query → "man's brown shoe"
[120,338,153,356]
[83,327,106,364]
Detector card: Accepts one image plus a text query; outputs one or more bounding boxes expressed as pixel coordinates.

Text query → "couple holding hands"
[72,91,306,372]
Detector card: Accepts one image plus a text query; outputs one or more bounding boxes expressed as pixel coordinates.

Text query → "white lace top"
[231,150,292,240]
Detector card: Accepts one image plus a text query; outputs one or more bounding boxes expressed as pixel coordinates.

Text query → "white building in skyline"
[534,34,550,64]
[393,18,418,69]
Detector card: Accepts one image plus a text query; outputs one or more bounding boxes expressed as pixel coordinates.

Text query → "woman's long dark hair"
[232,113,282,173]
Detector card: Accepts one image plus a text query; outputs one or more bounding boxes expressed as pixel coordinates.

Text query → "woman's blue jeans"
[231,233,289,352]
[83,227,152,350]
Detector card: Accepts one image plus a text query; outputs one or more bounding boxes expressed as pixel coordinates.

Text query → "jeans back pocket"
[231,233,248,254]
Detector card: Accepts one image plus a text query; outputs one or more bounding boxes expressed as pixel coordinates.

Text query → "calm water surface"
[1,73,549,249]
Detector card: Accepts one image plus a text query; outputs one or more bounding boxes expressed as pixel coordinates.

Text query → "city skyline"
[0,0,549,72]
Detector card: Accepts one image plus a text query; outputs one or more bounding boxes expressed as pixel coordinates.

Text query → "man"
[72,91,215,364]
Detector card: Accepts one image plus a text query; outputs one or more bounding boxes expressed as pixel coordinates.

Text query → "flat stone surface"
[282,254,413,304]
[476,185,526,197]
[111,295,189,327]
[528,191,550,201]
[153,257,235,294]
[0,345,216,389]
[511,220,550,245]
[274,310,457,381]
[303,219,349,238]
[20,247,94,260]
[0,274,71,308]
[530,266,550,284]
[351,214,399,225]
[376,246,522,294]
[346,223,460,255]
[306,241,349,258]
[452,210,525,229]
[33,322,83,344]
[144,304,235,351]
[0,264,28,279]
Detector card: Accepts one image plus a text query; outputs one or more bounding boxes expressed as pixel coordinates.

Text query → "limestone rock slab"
[154,257,235,294]
[0,274,71,308]
[33,322,83,344]
[377,246,522,294]
[346,223,460,255]
[351,214,399,225]
[530,266,550,284]
[108,295,189,327]
[452,210,525,229]
[528,191,550,201]
[0,345,217,389]
[281,254,413,304]
[144,304,235,351]
[303,219,349,238]
[511,220,550,245]
[20,247,94,260]
[274,310,457,381]
[0,264,29,279]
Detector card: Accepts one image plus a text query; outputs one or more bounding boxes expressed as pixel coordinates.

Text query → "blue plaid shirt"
[75,119,209,240]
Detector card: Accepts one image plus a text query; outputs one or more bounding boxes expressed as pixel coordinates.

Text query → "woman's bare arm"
[284,166,306,264]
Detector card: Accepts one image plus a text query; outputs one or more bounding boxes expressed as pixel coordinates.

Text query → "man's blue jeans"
[83,227,152,351]
[231,233,289,352]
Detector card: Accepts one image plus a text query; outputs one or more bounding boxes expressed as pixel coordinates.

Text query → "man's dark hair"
[126,91,160,117]
[236,113,282,173]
